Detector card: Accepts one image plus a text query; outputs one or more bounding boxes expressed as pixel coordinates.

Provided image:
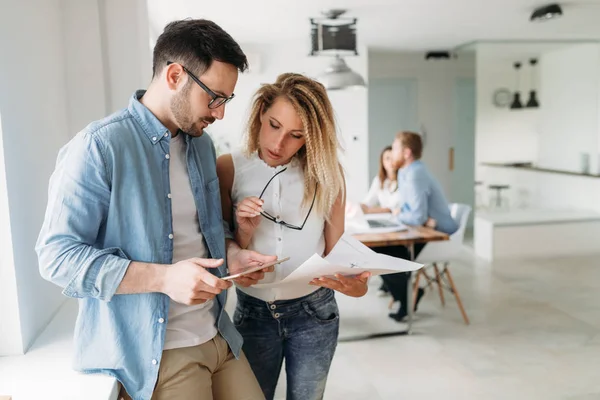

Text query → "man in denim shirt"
[36,19,274,400]
[380,131,458,322]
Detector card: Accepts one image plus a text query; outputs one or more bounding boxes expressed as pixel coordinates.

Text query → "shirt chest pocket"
[205,177,221,213]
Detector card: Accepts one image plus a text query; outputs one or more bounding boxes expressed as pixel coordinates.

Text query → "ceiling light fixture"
[526,59,540,108]
[510,62,524,110]
[530,3,563,22]
[425,51,451,60]
[310,9,366,90]
[318,55,366,90]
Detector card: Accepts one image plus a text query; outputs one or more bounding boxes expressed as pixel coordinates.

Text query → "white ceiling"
[147,0,600,51]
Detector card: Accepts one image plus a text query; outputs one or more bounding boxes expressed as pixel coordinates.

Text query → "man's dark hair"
[152,19,248,79]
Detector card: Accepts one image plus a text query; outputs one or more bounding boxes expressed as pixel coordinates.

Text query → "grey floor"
[229,247,600,400]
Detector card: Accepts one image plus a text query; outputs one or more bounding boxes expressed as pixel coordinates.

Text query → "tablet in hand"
[222,257,290,281]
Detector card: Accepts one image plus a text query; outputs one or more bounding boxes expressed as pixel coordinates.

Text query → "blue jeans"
[234,288,339,400]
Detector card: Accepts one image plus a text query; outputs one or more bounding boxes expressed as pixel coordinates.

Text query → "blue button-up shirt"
[36,91,241,400]
[396,160,458,235]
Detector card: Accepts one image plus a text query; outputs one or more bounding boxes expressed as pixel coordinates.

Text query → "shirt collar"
[399,160,421,176]
[128,90,171,145]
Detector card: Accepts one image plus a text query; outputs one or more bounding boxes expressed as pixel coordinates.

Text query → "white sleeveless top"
[363,177,401,210]
[231,151,325,301]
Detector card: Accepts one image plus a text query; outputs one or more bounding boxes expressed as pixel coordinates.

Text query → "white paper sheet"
[253,234,422,289]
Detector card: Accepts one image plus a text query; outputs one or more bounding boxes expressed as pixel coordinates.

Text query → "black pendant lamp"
[510,62,523,110]
[526,58,540,108]
[530,4,563,22]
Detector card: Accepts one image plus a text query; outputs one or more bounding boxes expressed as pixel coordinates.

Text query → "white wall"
[368,51,475,198]
[0,0,152,355]
[475,43,600,212]
[0,111,23,355]
[475,46,540,168]
[61,0,108,133]
[475,45,541,208]
[0,0,70,355]
[62,0,152,134]
[101,0,152,112]
[538,44,600,174]
[200,41,370,203]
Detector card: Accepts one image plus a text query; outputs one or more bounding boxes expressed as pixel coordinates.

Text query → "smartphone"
[222,257,290,281]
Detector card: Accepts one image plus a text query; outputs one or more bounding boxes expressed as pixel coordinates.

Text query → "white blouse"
[231,151,325,301]
[362,177,401,210]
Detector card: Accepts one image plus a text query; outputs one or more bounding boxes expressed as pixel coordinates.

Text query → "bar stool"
[488,184,510,209]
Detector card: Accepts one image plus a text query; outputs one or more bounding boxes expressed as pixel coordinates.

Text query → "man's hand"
[310,272,371,298]
[425,217,437,229]
[162,258,231,305]
[228,246,277,287]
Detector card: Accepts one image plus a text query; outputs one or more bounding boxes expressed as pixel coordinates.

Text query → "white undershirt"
[163,133,217,350]
[231,151,326,301]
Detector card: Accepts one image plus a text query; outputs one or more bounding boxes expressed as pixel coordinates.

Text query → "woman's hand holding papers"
[309,271,371,297]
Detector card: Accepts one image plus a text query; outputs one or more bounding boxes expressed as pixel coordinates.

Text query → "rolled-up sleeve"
[36,132,130,301]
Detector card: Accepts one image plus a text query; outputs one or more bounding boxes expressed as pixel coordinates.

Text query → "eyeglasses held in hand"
[258,167,317,231]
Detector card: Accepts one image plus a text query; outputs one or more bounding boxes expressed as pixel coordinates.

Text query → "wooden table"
[354,226,450,248]
[339,226,449,342]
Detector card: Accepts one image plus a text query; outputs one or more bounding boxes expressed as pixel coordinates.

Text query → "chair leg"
[421,268,434,285]
[444,264,470,325]
[411,268,423,308]
[433,263,446,307]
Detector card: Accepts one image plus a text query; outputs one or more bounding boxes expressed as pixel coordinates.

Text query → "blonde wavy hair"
[244,73,345,220]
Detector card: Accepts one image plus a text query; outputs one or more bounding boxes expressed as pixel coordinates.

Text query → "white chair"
[412,203,471,325]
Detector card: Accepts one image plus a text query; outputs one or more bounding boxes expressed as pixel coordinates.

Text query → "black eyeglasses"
[166,61,235,109]
[259,167,318,231]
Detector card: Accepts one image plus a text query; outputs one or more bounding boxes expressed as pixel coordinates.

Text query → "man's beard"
[171,86,214,137]
[394,156,405,169]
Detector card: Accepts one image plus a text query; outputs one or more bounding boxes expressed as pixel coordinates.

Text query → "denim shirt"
[35,91,241,400]
[396,160,459,235]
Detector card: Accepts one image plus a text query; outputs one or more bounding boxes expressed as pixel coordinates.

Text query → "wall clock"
[492,88,512,108]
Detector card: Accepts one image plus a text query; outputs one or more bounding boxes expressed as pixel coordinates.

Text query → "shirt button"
[167,193,172,199]
[152,136,157,141]
[164,132,169,137]
[274,313,280,318]
[168,234,174,239]
[165,154,170,159]
[270,305,276,310]
[158,318,165,324]
[151,359,157,365]
[277,237,282,242]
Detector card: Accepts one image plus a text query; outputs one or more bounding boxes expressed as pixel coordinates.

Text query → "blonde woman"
[217,73,369,400]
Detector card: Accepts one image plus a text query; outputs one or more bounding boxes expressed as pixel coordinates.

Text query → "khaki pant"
[119,334,264,400]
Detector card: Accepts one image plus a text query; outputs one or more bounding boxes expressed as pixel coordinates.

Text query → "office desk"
[339,227,449,342]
